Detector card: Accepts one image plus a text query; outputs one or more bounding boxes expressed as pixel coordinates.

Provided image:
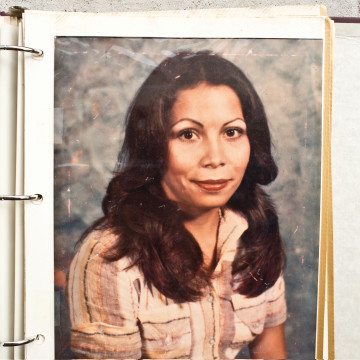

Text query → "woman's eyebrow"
[223,118,246,126]
[171,118,204,128]
[172,117,245,128]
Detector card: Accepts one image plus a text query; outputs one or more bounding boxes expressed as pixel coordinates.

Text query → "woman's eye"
[224,128,244,138]
[178,129,198,141]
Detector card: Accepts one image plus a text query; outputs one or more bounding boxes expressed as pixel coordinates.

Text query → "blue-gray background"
[54,38,322,359]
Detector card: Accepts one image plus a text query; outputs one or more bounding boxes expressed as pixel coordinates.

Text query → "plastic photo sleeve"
[22,8,332,359]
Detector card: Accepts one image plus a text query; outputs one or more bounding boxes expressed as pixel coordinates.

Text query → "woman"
[68,50,286,359]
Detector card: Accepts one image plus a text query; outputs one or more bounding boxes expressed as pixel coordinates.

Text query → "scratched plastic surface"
[53,37,322,359]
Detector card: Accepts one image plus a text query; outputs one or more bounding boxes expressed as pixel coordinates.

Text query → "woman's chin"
[182,197,230,215]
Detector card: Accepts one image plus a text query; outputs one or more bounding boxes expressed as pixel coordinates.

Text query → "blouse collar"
[215,208,248,273]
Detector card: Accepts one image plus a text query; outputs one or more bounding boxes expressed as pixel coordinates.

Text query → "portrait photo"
[53,36,322,359]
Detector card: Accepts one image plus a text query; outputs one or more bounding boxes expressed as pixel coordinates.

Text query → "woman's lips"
[193,179,230,192]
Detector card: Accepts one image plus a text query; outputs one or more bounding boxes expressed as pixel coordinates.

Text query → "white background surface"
[1,1,359,359]
[0,0,359,17]
[332,23,360,359]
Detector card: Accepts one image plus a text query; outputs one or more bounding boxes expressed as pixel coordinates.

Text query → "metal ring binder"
[1,334,45,347]
[8,6,28,18]
[0,194,43,201]
[0,45,43,57]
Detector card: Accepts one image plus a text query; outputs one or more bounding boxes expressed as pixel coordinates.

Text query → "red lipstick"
[193,179,229,192]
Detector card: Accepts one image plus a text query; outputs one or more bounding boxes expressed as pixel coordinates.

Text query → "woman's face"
[161,82,250,214]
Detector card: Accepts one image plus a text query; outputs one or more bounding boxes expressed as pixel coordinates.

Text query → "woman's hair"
[93,50,285,302]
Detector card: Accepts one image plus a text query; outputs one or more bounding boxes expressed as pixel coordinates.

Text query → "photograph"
[53,37,322,359]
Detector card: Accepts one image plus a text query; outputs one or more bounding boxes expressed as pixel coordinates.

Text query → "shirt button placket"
[209,290,217,357]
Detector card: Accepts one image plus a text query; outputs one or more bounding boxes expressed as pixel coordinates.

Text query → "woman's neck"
[183,207,221,268]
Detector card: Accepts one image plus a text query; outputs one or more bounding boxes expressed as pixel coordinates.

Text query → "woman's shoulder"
[77,227,117,252]
[71,227,140,277]
[264,273,286,301]
[68,228,144,337]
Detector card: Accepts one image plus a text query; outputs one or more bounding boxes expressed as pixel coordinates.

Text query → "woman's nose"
[201,138,225,168]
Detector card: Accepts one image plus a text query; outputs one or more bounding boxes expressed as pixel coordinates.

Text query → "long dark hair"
[93,50,285,301]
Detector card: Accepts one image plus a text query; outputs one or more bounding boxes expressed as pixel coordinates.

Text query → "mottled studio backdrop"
[54,38,322,359]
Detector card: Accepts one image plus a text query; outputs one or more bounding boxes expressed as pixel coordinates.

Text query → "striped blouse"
[68,208,286,359]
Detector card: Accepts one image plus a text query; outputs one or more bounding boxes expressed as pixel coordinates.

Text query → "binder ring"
[1,334,45,347]
[0,194,43,201]
[0,45,43,57]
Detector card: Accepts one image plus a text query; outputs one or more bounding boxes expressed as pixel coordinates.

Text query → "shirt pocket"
[230,292,267,336]
[138,303,191,358]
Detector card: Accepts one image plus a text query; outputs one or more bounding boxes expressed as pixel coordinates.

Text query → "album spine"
[0,8,44,352]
